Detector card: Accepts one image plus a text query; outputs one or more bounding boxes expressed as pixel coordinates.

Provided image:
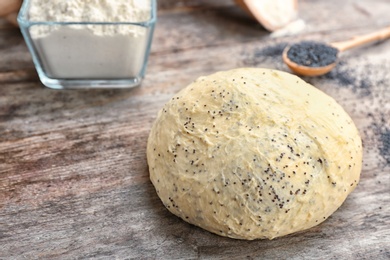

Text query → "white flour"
[28,0,153,79]
[29,0,151,23]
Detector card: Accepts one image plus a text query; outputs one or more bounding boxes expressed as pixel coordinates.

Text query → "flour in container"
[28,0,152,79]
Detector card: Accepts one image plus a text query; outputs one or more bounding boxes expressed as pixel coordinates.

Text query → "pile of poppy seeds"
[287,41,339,67]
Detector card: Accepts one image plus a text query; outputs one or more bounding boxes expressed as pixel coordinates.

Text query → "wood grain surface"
[1,0,389,259]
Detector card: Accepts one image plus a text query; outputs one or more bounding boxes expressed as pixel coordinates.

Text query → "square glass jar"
[17,0,156,89]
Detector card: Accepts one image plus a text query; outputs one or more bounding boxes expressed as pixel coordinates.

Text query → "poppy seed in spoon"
[287,41,339,67]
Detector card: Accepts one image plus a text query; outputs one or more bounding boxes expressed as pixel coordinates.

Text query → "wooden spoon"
[283,26,390,76]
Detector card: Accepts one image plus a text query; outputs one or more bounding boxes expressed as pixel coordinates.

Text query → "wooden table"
[1,0,389,259]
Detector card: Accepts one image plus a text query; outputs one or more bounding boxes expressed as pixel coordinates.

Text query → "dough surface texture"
[147,68,362,240]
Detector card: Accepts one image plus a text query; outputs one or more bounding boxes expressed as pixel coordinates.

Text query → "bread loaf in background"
[147,68,362,240]
[0,0,22,26]
[235,0,298,31]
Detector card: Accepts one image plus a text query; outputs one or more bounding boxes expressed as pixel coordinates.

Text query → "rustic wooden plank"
[1,45,389,259]
[152,0,390,53]
[157,0,235,12]
[0,0,389,259]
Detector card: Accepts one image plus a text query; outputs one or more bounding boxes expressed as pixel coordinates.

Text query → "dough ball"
[147,68,362,240]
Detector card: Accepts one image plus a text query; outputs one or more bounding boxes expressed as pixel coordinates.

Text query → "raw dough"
[147,68,362,240]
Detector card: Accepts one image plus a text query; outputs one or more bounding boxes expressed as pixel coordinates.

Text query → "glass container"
[18,0,156,89]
